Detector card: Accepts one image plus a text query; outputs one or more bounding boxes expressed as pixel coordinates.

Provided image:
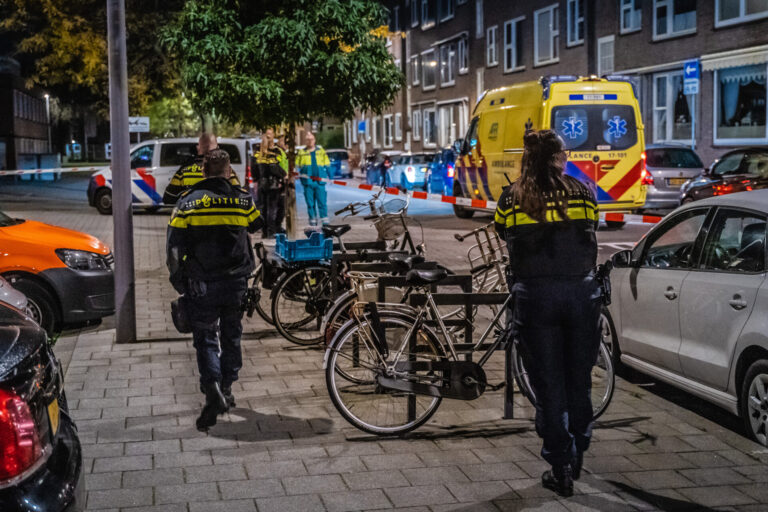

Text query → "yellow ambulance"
[453,75,647,227]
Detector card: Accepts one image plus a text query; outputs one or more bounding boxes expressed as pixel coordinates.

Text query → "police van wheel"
[95,189,113,215]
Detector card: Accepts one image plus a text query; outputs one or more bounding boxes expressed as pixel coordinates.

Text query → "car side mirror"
[611,249,635,268]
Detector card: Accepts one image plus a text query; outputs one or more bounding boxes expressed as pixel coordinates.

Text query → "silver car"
[642,144,705,210]
[604,189,768,446]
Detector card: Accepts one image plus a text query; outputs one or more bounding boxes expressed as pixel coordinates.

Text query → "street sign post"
[129,116,150,143]
[683,59,699,150]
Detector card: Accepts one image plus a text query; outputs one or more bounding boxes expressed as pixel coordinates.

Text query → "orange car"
[0,209,114,335]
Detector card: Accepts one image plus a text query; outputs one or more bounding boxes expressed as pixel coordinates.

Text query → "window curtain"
[720,64,767,123]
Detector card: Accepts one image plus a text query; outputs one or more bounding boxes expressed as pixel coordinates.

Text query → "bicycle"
[269,189,424,345]
[323,263,615,436]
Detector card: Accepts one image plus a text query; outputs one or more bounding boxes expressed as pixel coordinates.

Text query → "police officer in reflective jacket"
[163,133,241,205]
[166,148,263,431]
[494,130,601,497]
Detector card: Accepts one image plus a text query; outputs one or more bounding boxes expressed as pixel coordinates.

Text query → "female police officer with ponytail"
[494,129,601,497]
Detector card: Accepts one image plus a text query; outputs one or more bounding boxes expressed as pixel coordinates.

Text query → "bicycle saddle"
[405,268,448,286]
[388,253,426,273]
[322,224,351,238]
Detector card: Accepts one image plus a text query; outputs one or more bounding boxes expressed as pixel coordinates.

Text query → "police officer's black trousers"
[258,189,282,237]
[513,274,601,468]
[188,278,248,390]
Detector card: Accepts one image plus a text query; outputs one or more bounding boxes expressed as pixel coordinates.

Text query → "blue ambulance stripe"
[564,162,613,204]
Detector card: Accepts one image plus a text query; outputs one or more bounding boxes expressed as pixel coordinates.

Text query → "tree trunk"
[284,124,299,239]
[201,112,214,133]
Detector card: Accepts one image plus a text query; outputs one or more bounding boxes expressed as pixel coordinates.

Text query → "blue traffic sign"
[683,59,699,80]
[357,120,366,133]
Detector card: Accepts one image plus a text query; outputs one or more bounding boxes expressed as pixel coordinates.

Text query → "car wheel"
[600,306,621,368]
[6,276,60,336]
[95,188,113,215]
[452,183,474,219]
[740,360,768,447]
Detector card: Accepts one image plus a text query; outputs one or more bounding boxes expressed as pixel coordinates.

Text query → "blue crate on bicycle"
[274,232,333,262]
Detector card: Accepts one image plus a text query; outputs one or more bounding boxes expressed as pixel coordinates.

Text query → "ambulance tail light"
[640,152,654,186]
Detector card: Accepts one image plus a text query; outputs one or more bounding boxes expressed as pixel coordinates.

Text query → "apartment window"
[477,68,485,101]
[352,118,358,143]
[534,4,559,66]
[653,0,696,40]
[423,108,437,146]
[458,37,469,74]
[411,0,419,27]
[653,71,692,142]
[439,0,454,21]
[597,35,614,76]
[715,64,768,144]
[475,0,484,38]
[413,108,422,140]
[422,49,437,89]
[567,0,585,47]
[503,17,524,73]
[620,0,642,33]
[486,25,499,67]
[365,116,372,142]
[373,116,380,147]
[395,113,403,141]
[411,55,421,86]
[422,0,436,29]
[717,0,768,26]
[384,115,394,148]
[440,42,457,86]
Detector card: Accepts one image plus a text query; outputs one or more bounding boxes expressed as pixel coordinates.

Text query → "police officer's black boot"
[571,452,583,480]
[542,464,573,497]
[196,381,228,432]
[222,386,235,409]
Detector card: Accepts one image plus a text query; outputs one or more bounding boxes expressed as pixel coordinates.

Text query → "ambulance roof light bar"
[540,75,579,100]
[602,74,640,99]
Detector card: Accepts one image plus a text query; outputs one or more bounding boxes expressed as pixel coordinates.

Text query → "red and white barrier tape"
[296,173,663,224]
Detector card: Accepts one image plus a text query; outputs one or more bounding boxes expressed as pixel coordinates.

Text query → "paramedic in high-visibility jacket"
[494,129,601,498]
[296,132,331,225]
[166,148,263,432]
[163,133,241,204]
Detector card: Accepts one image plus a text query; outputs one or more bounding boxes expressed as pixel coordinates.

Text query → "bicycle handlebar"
[453,222,496,242]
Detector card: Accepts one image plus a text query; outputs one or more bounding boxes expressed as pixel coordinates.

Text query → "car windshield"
[551,104,638,151]
[327,151,348,162]
[0,211,23,227]
[646,148,703,168]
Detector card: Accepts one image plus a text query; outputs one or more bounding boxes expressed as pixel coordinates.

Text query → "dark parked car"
[680,148,768,203]
[326,150,352,179]
[425,148,457,195]
[0,304,84,511]
[642,144,705,210]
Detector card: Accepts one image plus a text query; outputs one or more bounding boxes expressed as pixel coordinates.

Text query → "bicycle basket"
[373,214,406,240]
[382,198,407,215]
[347,271,381,302]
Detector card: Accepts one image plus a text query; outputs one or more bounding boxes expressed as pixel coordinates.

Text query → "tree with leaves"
[0,0,183,117]
[164,0,403,235]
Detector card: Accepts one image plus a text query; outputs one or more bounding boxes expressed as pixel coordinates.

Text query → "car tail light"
[0,388,42,481]
[447,164,455,178]
[639,152,654,186]
[713,184,734,196]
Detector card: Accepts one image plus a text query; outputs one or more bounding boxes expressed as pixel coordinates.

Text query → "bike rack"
[377,278,515,421]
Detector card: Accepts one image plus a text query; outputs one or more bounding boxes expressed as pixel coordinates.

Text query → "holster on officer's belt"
[171,295,193,333]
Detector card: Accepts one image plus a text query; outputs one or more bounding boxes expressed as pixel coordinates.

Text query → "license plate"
[48,398,60,436]
[668,178,688,186]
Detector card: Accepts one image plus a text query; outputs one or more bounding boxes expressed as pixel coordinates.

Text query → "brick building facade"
[343,0,768,167]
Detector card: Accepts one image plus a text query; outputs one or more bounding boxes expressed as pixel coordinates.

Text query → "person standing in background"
[296,132,331,226]
[253,128,288,238]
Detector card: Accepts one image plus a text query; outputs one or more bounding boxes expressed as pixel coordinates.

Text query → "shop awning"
[702,45,768,71]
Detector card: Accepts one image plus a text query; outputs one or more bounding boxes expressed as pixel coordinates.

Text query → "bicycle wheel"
[246,265,274,324]
[326,313,445,436]
[512,340,615,420]
[322,291,357,348]
[272,265,335,345]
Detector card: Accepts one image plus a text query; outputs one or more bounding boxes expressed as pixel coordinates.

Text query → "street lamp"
[44,94,51,152]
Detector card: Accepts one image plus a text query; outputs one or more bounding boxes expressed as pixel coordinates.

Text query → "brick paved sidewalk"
[7,205,768,511]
